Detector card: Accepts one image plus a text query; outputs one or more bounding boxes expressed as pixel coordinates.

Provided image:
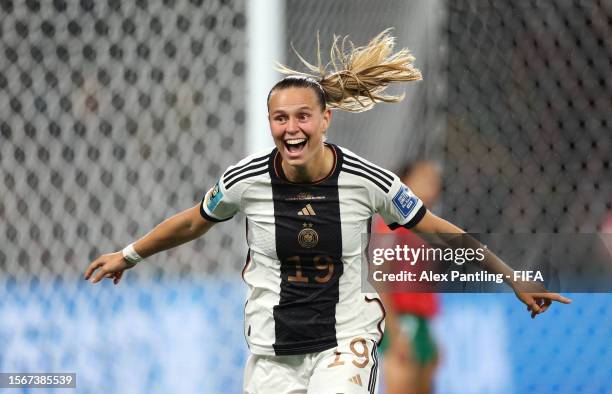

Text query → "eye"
[299,113,310,121]
[274,115,287,123]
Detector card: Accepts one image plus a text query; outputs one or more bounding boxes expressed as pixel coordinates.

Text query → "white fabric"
[121,243,143,265]
[201,145,424,356]
[243,338,380,394]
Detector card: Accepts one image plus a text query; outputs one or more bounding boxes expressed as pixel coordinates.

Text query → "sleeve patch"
[392,185,418,219]
[206,181,224,211]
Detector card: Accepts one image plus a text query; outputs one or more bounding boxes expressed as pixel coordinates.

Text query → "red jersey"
[373,217,439,318]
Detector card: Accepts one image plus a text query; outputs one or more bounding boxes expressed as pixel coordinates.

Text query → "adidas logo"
[297,204,316,216]
[348,374,362,386]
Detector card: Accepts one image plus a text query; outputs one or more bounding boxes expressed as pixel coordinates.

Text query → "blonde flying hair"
[274,28,422,113]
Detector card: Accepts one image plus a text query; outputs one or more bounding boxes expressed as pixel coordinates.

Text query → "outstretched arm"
[84,203,215,284]
[412,211,571,318]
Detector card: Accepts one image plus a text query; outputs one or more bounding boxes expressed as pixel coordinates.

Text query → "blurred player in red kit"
[375,161,442,394]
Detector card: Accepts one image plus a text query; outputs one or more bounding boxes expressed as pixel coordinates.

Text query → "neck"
[282,144,333,183]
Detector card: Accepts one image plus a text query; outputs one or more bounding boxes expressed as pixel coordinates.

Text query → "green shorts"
[379,314,437,365]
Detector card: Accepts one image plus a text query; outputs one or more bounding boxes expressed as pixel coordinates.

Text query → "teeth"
[285,138,306,145]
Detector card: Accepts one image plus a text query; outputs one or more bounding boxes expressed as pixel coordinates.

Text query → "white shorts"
[243,337,380,394]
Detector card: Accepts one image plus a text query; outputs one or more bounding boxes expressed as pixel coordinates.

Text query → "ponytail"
[275,28,422,113]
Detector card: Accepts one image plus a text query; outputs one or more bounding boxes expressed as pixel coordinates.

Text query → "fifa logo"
[298,223,318,248]
[211,183,219,198]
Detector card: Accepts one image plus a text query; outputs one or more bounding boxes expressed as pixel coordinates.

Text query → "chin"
[282,154,307,168]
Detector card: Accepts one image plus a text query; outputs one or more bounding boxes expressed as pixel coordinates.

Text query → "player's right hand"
[84,252,135,285]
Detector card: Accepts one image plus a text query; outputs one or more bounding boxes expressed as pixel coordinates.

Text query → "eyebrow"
[271,106,313,115]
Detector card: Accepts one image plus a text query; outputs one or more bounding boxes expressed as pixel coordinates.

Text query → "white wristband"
[122,243,144,265]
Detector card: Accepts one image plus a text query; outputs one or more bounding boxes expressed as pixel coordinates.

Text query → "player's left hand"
[514,291,572,319]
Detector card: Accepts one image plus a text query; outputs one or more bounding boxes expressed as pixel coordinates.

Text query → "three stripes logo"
[297,203,316,216]
[348,374,363,387]
[341,152,394,194]
[222,153,270,190]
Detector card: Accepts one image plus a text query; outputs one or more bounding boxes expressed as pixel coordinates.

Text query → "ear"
[322,108,332,131]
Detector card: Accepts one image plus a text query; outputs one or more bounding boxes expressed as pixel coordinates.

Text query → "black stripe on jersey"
[223,153,270,180]
[224,160,268,184]
[342,166,390,193]
[270,146,344,356]
[343,153,394,183]
[344,161,393,187]
[242,220,252,282]
[342,160,392,188]
[387,205,427,230]
[368,341,379,394]
[224,167,268,190]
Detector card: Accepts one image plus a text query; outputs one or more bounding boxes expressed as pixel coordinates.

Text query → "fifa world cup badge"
[392,185,418,219]
[207,181,224,211]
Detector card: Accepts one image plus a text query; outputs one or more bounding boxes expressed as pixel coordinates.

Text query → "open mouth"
[284,138,308,154]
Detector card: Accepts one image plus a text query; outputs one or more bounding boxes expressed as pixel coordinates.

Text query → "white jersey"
[201,144,426,356]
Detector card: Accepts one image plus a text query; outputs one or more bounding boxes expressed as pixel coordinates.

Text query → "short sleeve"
[376,173,427,229]
[200,173,240,222]
[200,149,273,222]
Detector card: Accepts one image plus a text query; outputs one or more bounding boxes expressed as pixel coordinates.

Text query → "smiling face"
[268,87,332,177]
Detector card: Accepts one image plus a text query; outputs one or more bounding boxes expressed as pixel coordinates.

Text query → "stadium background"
[1,0,610,393]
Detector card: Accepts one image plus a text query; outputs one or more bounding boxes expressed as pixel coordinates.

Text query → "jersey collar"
[270,143,343,185]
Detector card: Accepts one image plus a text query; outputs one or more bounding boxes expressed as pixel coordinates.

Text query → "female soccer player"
[84,30,571,393]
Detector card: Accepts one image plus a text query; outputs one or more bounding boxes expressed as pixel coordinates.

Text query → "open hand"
[84,251,136,285]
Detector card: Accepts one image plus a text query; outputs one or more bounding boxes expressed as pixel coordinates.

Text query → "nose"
[286,116,299,134]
